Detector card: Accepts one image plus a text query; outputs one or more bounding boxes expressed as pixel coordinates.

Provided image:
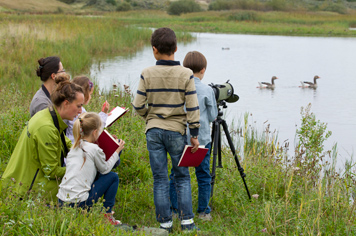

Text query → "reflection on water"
[90,33,356,169]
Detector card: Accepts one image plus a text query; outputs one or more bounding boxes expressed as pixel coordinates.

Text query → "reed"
[1,11,356,235]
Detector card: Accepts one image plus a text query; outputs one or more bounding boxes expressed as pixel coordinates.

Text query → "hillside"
[0,0,71,12]
[1,0,356,15]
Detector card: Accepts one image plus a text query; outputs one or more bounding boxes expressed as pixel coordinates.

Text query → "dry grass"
[0,0,70,12]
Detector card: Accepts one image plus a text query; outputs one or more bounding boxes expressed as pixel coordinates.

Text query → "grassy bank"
[1,12,356,235]
[109,10,356,36]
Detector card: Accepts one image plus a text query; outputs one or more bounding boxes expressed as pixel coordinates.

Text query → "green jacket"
[2,107,71,202]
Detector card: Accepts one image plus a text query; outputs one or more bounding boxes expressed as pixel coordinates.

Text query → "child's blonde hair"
[73,112,103,149]
[72,76,94,104]
[73,112,102,168]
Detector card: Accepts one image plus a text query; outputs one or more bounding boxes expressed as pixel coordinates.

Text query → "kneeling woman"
[2,78,84,202]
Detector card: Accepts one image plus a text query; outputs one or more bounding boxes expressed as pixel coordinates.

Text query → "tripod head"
[216,100,227,118]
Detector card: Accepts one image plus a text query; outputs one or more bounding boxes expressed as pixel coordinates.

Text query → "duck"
[300,75,320,88]
[258,76,278,89]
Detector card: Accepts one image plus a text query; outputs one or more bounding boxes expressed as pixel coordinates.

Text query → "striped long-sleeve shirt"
[132,60,200,136]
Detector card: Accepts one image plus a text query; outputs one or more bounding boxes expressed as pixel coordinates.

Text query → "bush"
[266,0,287,11]
[209,0,270,11]
[322,2,347,14]
[58,0,76,3]
[227,11,258,21]
[106,0,117,5]
[116,2,132,11]
[167,0,202,16]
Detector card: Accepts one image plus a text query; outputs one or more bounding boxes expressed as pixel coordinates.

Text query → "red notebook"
[178,145,209,167]
[96,130,120,161]
[105,106,129,128]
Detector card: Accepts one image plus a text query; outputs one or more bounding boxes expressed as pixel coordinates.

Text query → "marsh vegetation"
[1,11,356,235]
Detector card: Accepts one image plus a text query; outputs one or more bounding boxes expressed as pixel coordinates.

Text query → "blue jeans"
[58,172,119,213]
[170,142,212,214]
[146,128,194,223]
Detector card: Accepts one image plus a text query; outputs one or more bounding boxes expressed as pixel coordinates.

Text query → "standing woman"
[2,78,84,202]
[30,56,66,117]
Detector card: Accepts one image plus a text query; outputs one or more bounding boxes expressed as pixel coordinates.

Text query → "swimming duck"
[300,75,320,88]
[258,76,278,89]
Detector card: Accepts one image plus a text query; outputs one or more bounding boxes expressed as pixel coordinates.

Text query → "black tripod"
[210,101,251,200]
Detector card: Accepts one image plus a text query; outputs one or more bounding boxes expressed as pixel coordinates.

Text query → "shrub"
[209,0,266,11]
[322,2,347,14]
[106,0,117,5]
[209,0,234,10]
[167,0,202,16]
[294,103,332,184]
[58,0,76,3]
[266,0,287,11]
[116,1,132,11]
[227,11,258,21]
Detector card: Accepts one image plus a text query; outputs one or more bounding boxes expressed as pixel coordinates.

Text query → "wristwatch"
[191,135,198,139]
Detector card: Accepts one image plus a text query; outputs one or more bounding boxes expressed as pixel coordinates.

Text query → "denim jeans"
[146,128,194,223]
[170,142,212,214]
[58,172,119,213]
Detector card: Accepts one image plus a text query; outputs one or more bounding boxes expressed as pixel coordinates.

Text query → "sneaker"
[159,226,173,233]
[104,212,122,225]
[198,212,212,221]
[181,223,200,231]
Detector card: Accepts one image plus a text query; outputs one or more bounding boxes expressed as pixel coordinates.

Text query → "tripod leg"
[221,120,251,200]
[217,128,222,168]
[210,120,220,198]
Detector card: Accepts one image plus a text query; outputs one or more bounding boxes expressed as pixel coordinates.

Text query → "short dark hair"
[150,27,177,56]
[36,56,61,82]
[183,51,207,73]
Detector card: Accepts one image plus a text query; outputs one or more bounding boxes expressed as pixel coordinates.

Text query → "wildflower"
[115,95,119,97]
[261,228,267,232]
[11,177,16,183]
[113,84,118,88]
[293,167,300,171]
[252,194,259,199]
[112,89,117,92]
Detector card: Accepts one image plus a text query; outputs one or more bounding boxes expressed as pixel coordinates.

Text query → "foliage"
[266,0,288,11]
[322,2,348,14]
[294,103,332,184]
[1,12,356,235]
[106,0,117,6]
[209,0,272,11]
[58,0,76,3]
[227,10,259,21]
[116,1,132,11]
[167,0,203,16]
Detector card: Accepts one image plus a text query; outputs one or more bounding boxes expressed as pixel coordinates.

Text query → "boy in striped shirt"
[132,27,200,232]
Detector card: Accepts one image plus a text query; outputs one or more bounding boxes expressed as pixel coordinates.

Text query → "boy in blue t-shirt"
[170,51,218,221]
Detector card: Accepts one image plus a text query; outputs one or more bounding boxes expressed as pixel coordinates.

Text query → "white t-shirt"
[57,140,119,203]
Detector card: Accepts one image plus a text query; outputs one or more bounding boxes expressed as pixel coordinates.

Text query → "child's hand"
[102,100,110,114]
[115,139,125,153]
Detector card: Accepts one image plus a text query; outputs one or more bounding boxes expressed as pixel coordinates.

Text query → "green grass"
[1,11,356,235]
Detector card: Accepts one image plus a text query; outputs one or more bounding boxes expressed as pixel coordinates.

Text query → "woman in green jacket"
[2,77,84,202]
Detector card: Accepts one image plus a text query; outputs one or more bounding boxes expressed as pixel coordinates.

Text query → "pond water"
[90,32,356,170]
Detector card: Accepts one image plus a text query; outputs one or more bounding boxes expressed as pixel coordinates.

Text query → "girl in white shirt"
[57,112,125,225]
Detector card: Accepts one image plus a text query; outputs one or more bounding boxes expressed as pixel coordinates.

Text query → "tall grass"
[1,11,356,235]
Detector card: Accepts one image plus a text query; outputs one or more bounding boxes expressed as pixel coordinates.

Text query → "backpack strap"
[49,106,68,167]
